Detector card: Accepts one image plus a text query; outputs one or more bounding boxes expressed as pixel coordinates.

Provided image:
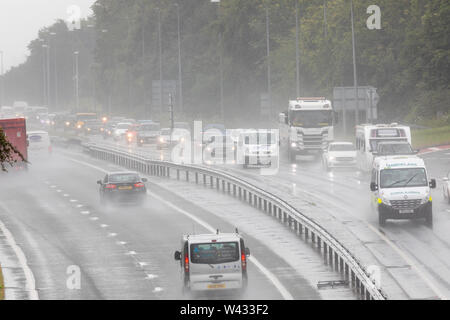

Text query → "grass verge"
[412,126,450,149]
[0,264,4,300]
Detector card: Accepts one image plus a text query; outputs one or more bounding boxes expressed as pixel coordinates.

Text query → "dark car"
[84,119,103,135]
[97,172,148,204]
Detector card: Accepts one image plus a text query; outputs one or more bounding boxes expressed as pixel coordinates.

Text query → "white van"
[370,155,436,226]
[174,232,250,294]
[27,131,52,158]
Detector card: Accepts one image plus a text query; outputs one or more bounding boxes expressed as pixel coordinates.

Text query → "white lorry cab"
[174,231,250,294]
[370,155,436,227]
[356,123,411,172]
[279,97,334,162]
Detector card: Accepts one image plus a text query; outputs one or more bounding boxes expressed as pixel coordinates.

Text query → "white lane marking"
[146,274,158,280]
[56,190,62,193]
[63,154,294,300]
[50,185,56,188]
[0,217,39,300]
[126,251,137,255]
[107,232,118,237]
[152,287,163,293]
[138,262,148,267]
[70,199,78,203]
[76,204,83,208]
[89,217,99,221]
[100,224,109,228]
[63,194,69,197]
[80,210,90,215]
[116,241,127,245]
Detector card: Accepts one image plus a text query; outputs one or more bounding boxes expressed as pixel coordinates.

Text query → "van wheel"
[425,209,433,228]
[378,209,386,227]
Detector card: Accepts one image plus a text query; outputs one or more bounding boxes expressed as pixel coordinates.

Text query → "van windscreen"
[190,242,239,264]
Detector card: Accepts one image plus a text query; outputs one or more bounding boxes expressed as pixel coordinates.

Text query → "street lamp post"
[157,8,163,113]
[74,51,80,113]
[350,0,359,125]
[295,1,300,98]
[175,3,183,115]
[265,6,272,116]
[0,51,4,107]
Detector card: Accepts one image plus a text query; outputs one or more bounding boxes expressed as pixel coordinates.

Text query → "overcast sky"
[0,0,95,72]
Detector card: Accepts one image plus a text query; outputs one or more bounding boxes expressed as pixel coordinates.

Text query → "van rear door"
[188,241,243,291]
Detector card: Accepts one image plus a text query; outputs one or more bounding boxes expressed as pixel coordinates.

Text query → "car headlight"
[291,142,297,148]
[159,137,164,143]
[329,156,336,161]
[378,196,390,206]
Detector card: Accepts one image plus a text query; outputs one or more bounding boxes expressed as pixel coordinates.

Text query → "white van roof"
[184,233,242,244]
[374,155,425,170]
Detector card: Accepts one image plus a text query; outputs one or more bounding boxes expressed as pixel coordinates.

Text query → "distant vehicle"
[279,97,334,162]
[203,134,236,164]
[136,122,161,146]
[0,118,28,170]
[112,122,133,141]
[356,123,412,172]
[122,118,136,124]
[27,131,52,159]
[174,231,250,294]
[374,141,416,156]
[157,128,172,149]
[75,113,97,130]
[102,122,119,139]
[97,171,148,205]
[84,120,103,135]
[238,129,278,169]
[442,172,450,204]
[13,101,28,117]
[370,155,436,227]
[322,142,357,171]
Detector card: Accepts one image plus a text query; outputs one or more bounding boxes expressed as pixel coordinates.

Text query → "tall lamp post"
[350,0,359,125]
[175,3,183,115]
[74,51,80,113]
[295,1,300,98]
[265,6,272,116]
[0,51,4,107]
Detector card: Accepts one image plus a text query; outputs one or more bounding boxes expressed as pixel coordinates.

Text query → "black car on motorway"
[97,172,148,204]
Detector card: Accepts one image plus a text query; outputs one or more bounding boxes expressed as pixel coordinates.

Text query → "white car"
[112,122,133,141]
[322,142,357,171]
[27,131,52,159]
[443,172,450,204]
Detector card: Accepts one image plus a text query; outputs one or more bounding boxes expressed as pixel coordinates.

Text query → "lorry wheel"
[378,209,386,227]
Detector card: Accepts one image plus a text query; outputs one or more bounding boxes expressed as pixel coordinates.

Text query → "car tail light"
[241,253,247,271]
[105,184,117,189]
[184,254,189,273]
[127,132,133,138]
[134,182,145,188]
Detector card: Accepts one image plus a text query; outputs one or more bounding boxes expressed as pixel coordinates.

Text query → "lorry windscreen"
[190,242,239,264]
[380,168,427,188]
[289,110,332,127]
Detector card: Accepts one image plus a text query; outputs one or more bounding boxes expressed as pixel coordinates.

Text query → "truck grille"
[301,134,324,147]
[391,199,421,210]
